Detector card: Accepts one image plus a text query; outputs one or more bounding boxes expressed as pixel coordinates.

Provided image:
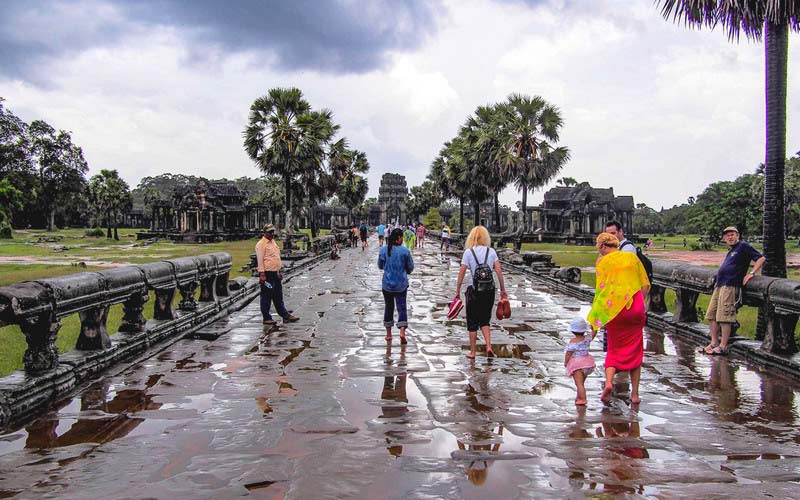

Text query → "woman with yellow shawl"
[588,233,650,404]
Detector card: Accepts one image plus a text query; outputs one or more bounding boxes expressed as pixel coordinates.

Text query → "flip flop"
[710,345,729,356]
[700,343,718,355]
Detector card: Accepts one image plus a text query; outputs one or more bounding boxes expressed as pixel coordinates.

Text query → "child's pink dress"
[565,337,596,376]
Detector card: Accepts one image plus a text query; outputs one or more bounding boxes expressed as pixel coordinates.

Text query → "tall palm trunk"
[106,210,112,239]
[48,208,55,232]
[310,202,318,238]
[760,21,794,354]
[493,191,500,232]
[521,183,528,230]
[762,21,787,279]
[458,197,464,234]
[284,172,293,233]
[473,200,480,229]
[113,211,119,241]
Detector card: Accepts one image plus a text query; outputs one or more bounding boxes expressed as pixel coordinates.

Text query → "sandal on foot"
[710,345,728,356]
[700,343,718,355]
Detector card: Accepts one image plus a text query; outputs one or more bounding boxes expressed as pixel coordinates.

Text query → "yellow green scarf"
[587,250,650,329]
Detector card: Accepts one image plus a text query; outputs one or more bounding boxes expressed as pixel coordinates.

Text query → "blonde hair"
[465,225,491,248]
[596,232,620,248]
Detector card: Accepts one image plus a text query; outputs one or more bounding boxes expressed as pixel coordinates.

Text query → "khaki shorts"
[705,285,739,323]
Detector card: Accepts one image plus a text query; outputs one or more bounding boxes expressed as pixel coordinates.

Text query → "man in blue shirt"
[376,223,386,246]
[703,226,765,355]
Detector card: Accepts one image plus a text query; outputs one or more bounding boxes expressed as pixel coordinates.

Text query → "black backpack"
[470,247,496,292]
[621,241,654,283]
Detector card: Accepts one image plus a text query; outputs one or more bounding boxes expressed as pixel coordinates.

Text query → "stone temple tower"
[377,173,408,225]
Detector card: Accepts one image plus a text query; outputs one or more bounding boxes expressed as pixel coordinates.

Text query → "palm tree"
[499,94,569,231]
[439,138,475,234]
[460,104,509,232]
[244,87,312,233]
[88,169,132,240]
[295,109,338,237]
[657,1,799,280]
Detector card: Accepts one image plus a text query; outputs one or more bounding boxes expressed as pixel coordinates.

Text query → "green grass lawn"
[0,227,298,376]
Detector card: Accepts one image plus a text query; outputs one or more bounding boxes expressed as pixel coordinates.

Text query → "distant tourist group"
[256,218,764,407]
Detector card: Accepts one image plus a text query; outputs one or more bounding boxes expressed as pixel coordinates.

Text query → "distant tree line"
[634,156,800,241]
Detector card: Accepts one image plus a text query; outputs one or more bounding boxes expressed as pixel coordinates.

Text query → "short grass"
[0,227,322,376]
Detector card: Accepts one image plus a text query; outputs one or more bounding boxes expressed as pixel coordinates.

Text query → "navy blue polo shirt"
[716,241,762,286]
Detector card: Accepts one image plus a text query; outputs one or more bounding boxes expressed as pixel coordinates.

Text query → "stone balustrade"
[0,252,261,426]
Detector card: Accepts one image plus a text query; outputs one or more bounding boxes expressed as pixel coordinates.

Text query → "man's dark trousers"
[260,271,290,320]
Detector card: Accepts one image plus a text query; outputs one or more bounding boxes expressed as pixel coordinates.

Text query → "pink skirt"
[566,355,596,376]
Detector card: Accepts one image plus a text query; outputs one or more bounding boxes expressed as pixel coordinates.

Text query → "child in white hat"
[564,318,596,406]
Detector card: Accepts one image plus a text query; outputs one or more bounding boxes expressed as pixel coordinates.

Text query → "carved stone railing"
[0,252,255,426]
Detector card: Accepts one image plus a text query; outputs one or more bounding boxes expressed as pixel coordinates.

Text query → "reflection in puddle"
[461,344,532,360]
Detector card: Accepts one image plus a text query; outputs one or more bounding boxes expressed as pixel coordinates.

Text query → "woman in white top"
[454,226,508,359]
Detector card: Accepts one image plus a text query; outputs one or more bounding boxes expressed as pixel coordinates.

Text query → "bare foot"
[631,396,641,404]
[400,335,407,345]
[601,385,613,402]
[385,335,392,341]
[466,353,476,359]
[486,350,495,358]
[575,399,587,406]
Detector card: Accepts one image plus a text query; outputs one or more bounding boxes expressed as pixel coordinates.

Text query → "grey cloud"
[1,0,444,83]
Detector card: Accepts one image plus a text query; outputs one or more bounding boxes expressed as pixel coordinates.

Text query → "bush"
[0,225,12,239]
[690,243,701,251]
[422,208,443,230]
[85,227,105,238]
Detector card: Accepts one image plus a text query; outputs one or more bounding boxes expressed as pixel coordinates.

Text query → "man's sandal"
[700,343,718,355]
[710,345,729,356]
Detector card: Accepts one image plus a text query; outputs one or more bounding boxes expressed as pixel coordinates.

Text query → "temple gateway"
[139,181,275,242]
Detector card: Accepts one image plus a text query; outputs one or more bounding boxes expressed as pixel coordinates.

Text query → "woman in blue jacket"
[378,228,414,344]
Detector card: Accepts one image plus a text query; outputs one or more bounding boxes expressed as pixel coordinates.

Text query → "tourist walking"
[587,232,649,404]
[403,225,416,249]
[564,318,596,406]
[376,222,386,247]
[416,223,426,248]
[359,221,369,251]
[256,224,300,326]
[378,228,414,344]
[350,225,358,248]
[441,224,451,251]
[701,226,765,355]
[454,226,508,359]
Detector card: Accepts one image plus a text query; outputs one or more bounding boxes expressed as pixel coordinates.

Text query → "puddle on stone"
[461,344,532,360]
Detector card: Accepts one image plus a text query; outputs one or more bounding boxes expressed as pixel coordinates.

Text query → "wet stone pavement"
[2,239,800,498]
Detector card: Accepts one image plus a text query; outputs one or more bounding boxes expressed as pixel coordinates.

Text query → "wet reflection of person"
[596,419,648,459]
[707,356,739,417]
[381,344,408,457]
[456,424,504,486]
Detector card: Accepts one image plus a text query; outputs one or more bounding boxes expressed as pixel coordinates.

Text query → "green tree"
[633,203,664,234]
[557,177,578,187]
[686,174,762,241]
[28,120,88,231]
[407,180,442,221]
[244,87,313,233]
[422,207,443,230]
[251,175,286,209]
[657,0,800,278]
[501,94,570,230]
[0,99,36,227]
[0,178,24,237]
[88,169,132,240]
[339,174,369,224]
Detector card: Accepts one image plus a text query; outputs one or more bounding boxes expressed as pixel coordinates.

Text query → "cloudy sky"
[2,0,798,210]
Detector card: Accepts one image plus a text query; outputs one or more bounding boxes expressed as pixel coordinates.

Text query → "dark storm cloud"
[0,0,444,82]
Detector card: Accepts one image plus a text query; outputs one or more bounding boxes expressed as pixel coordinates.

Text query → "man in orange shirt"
[256,224,300,325]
